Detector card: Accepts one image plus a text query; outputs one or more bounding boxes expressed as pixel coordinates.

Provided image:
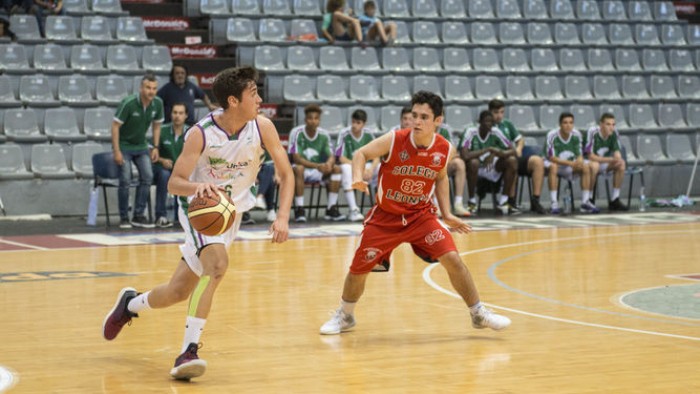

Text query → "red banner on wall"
[169,45,218,59]
[192,73,217,89]
[142,17,190,31]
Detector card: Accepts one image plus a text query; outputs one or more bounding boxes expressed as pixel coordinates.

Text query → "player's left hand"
[269,219,289,243]
[442,214,472,234]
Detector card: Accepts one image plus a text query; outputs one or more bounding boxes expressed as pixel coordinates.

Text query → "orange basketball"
[187,190,237,236]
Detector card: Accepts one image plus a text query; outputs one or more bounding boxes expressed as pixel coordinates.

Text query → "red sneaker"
[102,287,138,340]
[170,343,207,380]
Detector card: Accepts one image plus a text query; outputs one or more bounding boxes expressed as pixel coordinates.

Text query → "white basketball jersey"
[186,109,264,212]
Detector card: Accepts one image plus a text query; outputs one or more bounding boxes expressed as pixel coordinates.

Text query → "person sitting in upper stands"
[358,0,396,46]
[321,0,362,44]
[31,0,63,38]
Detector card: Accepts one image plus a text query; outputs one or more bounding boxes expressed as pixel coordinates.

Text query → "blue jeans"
[118,149,153,220]
[257,162,275,208]
[153,165,171,220]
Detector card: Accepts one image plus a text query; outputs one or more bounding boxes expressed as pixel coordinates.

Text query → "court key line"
[422,228,700,342]
[0,239,48,251]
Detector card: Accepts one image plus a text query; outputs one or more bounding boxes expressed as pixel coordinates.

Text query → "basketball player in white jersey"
[102,66,294,381]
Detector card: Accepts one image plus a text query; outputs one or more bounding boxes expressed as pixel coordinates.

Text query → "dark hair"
[141,73,157,84]
[171,102,188,114]
[479,110,493,123]
[488,99,505,111]
[212,66,259,110]
[351,109,367,123]
[304,103,322,116]
[600,113,615,123]
[411,91,443,120]
[363,0,376,10]
[169,64,187,83]
[326,0,345,13]
[559,112,574,124]
[400,106,412,116]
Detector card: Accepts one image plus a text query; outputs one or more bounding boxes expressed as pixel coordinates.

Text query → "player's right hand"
[352,180,369,194]
[195,183,219,198]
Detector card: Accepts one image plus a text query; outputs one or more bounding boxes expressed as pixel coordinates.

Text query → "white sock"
[550,191,558,204]
[345,190,358,211]
[612,188,620,200]
[340,299,356,315]
[454,196,463,206]
[181,316,206,353]
[469,302,483,315]
[327,192,339,208]
[127,291,151,313]
[498,194,508,205]
[295,196,304,207]
[582,190,590,203]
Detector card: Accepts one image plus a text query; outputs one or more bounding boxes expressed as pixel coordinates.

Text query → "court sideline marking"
[422,228,700,342]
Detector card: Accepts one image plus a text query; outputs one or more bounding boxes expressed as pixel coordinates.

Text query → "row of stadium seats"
[8,15,151,44]
[0,107,115,143]
[192,0,677,22]
[0,44,172,74]
[213,17,696,46]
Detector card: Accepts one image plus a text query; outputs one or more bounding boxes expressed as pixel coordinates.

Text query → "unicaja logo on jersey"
[424,230,445,245]
[363,247,382,262]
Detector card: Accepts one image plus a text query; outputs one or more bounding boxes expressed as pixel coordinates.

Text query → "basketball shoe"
[471,306,511,331]
[102,287,138,340]
[319,308,356,335]
[170,343,207,380]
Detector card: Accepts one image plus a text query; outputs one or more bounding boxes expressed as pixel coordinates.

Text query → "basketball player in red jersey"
[320,91,511,335]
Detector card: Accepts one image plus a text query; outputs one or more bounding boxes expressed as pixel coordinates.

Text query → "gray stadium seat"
[81,16,116,42]
[502,48,529,71]
[440,0,466,18]
[598,104,629,130]
[445,105,474,130]
[283,75,315,102]
[258,18,286,42]
[628,1,652,20]
[0,74,19,108]
[472,48,500,71]
[508,105,538,132]
[523,0,548,19]
[570,104,596,130]
[287,46,317,71]
[10,14,42,42]
[349,75,380,103]
[290,19,318,41]
[0,144,33,180]
[413,75,441,95]
[650,75,677,99]
[381,75,411,102]
[412,21,439,45]
[384,0,409,17]
[539,105,564,130]
[233,0,260,14]
[641,49,667,71]
[443,47,470,72]
[83,106,115,141]
[31,144,75,179]
[319,46,349,71]
[254,45,284,71]
[63,0,90,14]
[669,49,694,71]
[71,142,103,178]
[106,45,140,73]
[608,23,634,45]
[0,44,29,73]
[468,0,494,18]
[687,103,700,128]
[602,1,626,20]
[564,75,592,100]
[629,104,657,129]
[658,104,686,129]
[19,74,58,106]
[505,76,534,101]
[661,24,687,45]
[635,24,660,45]
[560,48,585,71]
[3,108,47,142]
[45,16,79,43]
[550,0,575,19]
[531,48,557,71]
[142,45,173,72]
[320,105,344,134]
[70,44,105,73]
[527,22,553,44]
[228,18,257,42]
[92,0,124,14]
[317,75,349,103]
[263,0,291,15]
[614,48,641,71]
[58,74,96,106]
[96,75,127,105]
[200,0,229,14]
[636,134,673,164]
[116,17,150,43]
[587,48,612,71]
[44,107,88,142]
[394,21,411,44]
[382,47,411,71]
[576,0,600,19]
[474,76,502,99]
[499,22,525,45]
[654,1,677,21]
[444,75,473,102]
[666,134,696,163]
[413,47,441,71]
[496,0,521,19]
[622,75,649,99]
[535,76,563,100]
[33,44,69,72]
[618,135,642,166]
[380,105,402,131]
[471,22,497,45]
[582,23,607,44]
[351,47,380,71]
[442,22,468,45]
[554,22,580,44]
[678,76,700,99]
[593,75,620,100]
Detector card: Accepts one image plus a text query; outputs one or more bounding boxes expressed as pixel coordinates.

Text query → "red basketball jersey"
[375,128,452,215]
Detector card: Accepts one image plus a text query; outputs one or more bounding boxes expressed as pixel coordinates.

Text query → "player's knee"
[438,252,465,271]
[203,258,228,280]
[293,165,304,176]
[467,159,479,171]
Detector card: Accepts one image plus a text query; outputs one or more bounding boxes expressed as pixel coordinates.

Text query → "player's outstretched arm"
[168,127,217,198]
[352,132,393,192]
[258,115,292,243]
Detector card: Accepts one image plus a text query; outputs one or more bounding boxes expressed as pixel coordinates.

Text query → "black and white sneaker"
[609,198,629,211]
[294,207,307,223]
[155,217,173,228]
[241,212,256,225]
[130,216,154,228]
[324,206,347,221]
[119,218,132,229]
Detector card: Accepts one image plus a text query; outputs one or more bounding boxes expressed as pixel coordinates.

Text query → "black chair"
[592,146,644,207]
[92,152,151,227]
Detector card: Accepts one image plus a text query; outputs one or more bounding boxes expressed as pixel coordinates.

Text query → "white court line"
[0,239,47,251]
[423,228,700,342]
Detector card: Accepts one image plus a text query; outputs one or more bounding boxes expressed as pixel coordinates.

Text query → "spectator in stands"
[461,111,521,215]
[358,0,396,46]
[157,65,217,126]
[253,149,278,223]
[31,0,63,38]
[584,113,629,211]
[489,99,547,214]
[0,17,16,41]
[336,109,378,222]
[388,106,413,133]
[112,73,164,229]
[2,0,31,14]
[288,104,345,223]
[151,102,188,228]
[321,0,362,44]
[544,112,599,214]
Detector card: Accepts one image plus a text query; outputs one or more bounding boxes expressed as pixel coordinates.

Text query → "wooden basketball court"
[1,220,698,392]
